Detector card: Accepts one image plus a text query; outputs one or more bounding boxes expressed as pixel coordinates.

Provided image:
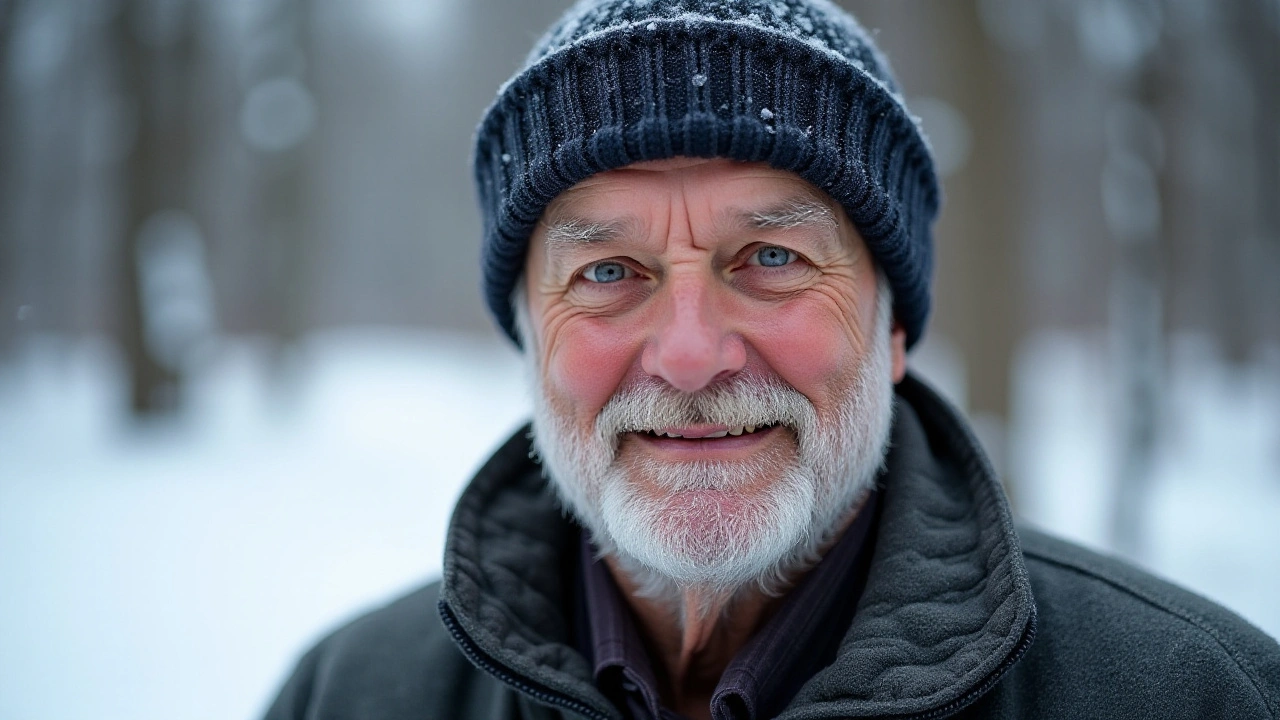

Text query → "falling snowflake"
[691,74,708,87]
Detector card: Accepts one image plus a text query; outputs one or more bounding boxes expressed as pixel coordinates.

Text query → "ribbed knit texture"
[474,0,940,348]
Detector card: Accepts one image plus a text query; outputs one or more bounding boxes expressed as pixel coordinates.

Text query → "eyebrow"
[539,195,840,247]
[745,197,838,233]
[541,217,631,246]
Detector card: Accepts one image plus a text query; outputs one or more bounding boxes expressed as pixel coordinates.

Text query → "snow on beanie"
[473,0,940,348]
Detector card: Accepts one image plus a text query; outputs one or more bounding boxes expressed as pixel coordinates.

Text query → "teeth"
[648,425,775,439]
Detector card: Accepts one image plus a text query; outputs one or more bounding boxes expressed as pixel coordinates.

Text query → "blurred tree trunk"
[111,0,197,415]
[950,1,1021,494]
[1108,38,1168,559]
[234,0,318,385]
[266,0,313,349]
[0,0,20,354]
[1238,0,1280,348]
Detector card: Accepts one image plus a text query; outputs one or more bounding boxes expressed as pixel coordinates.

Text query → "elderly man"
[264,1,1280,719]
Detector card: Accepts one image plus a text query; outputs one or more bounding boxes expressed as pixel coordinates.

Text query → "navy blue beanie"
[473,0,940,348]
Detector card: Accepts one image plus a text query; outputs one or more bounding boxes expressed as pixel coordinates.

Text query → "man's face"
[521,158,907,599]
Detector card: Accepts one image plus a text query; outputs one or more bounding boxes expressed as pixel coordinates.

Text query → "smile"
[625,424,785,458]
[642,422,780,439]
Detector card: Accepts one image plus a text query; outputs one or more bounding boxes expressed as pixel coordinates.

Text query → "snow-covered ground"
[0,331,529,720]
[1,329,1277,720]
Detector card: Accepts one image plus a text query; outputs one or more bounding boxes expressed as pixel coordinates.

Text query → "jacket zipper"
[438,600,612,720]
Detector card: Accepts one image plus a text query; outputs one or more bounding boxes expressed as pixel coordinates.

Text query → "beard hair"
[516,278,896,621]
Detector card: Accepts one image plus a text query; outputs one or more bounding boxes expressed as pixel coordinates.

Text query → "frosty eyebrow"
[747,197,838,233]
[539,195,840,248]
[541,217,631,246]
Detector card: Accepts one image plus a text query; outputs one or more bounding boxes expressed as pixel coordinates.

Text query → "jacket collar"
[438,373,1037,720]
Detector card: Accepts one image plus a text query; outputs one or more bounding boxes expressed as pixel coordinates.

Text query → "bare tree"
[0,0,23,354]
[111,0,199,414]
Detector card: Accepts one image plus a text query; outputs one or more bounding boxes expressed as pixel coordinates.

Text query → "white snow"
[0,328,1275,720]
[0,331,530,720]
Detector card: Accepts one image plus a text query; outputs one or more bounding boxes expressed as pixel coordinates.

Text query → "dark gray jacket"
[264,375,1280,719]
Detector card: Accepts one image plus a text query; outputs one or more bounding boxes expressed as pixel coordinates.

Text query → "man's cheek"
[747,304,859,392]
[547,320,639,419]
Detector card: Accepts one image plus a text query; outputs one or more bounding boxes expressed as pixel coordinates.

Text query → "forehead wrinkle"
[538,175,651,246]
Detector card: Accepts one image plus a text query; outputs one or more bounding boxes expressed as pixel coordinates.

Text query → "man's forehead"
[541,158,838,226]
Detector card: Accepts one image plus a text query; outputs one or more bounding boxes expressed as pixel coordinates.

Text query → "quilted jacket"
[264,374,1280,719]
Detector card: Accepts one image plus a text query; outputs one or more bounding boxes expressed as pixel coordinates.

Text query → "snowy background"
[1,329,1277,720]
[3,0,1278,718]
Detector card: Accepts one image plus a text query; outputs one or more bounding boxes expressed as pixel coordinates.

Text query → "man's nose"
[640,273,747,393]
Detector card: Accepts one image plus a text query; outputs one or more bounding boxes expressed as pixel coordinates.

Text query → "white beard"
[517,280,896,616]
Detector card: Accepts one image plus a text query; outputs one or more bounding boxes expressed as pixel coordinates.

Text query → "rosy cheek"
[546,317,642,419]
[742,300,858,396]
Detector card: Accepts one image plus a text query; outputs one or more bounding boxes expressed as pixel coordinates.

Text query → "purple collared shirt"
[575,491,880,720]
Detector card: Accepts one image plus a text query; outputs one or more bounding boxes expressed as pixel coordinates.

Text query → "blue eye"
[583,261,630,283]
[754,246,795,267]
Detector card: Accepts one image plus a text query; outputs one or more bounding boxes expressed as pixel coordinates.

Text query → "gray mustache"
[594,374,816,440]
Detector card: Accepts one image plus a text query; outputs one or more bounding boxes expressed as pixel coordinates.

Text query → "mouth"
[640,422,780,439]
[625,423,785,456]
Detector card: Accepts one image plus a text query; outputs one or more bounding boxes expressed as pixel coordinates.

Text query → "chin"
[596,461,820,601]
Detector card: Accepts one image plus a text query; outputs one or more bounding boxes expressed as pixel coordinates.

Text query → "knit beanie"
[473,0,940,348]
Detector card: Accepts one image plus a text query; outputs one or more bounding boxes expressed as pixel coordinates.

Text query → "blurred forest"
[1,0,1278,540]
